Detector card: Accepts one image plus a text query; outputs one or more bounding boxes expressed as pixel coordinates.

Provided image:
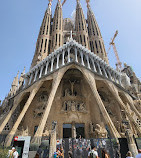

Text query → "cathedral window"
[95,41,98,53]
[80,35,82,44]
[52,36,54,47]
[40,39,44,52]
[44,39,47,53]
[4,123,10,131]
[83,35,86,46]
[56,34,58,45]
[48,40,51,53]
[59,34,61,46]
[90,41,92,51]
[91,41,94,52]
[99,41,103,53]
[46,25,48,35]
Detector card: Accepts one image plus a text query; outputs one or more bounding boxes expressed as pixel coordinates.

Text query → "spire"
[12,71,19,87]
[51,0,63,52]
[30,0,52,68]
[75,0,89,49]
[19,67,25,89]
[10,71,19,96]
[87,0,109,64]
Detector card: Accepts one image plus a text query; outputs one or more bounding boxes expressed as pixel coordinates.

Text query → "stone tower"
[75,0,89,49]
[31,0,52,68]
[51,0,63,52]
[87,0,109,64]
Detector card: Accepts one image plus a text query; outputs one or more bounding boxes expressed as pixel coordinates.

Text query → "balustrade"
[24,40,121,90]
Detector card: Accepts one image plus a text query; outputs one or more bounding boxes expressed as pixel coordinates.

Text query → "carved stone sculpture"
[52,121,57,131]
[62,100,86,112]
[89,122,94,134]
[94,124,107,138]
[33,104,45,118]
[16,126,29,136]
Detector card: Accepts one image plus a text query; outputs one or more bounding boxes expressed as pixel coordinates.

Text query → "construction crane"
[108,30,122,70]
[62,0,67,6]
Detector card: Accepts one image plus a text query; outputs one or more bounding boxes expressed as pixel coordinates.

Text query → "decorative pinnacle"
[48,0,52,6]
[86,0,90,8]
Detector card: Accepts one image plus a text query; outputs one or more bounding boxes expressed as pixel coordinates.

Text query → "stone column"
[34,69,39,82]
[31,68,66,145]
[49,121,57,158]
[75,48,78,62]
[28,73,33,85]
[102,66,108,78]
[97,62,102,75]
[106,69,112,80]
[126,129,138,157]
[72,122,76,139]
[86,55,91,69]
[39,66,44,78]
[5,81,42,147]
[62,50,65,66]
[50,57,54,72]
[80,51,84,66]
[68,48,70,63]
[91,58,97,72]
[49,130,56,158]
[24,77,29,88]
[56,54,60,69]
[81,68,120,138]
[45,62,49,75]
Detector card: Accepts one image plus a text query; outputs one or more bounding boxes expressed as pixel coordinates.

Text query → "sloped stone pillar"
[31,68,66,145]
[123,93,141,120]
[81,68,120,138]
[5,81,42,147]
[0,94,23,134]
[104,81,141,135]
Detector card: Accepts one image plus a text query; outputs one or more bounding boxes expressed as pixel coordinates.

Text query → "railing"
[24,39,121,88]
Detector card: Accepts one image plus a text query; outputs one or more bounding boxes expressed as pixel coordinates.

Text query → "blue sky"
[0,0,141,101]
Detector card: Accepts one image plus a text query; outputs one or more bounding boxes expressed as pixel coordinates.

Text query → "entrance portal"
[76,123,85,138]
[63,123,85,138]
[63,124,72,138]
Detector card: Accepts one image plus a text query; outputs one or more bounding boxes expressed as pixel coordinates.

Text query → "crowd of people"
[7,145,141,158]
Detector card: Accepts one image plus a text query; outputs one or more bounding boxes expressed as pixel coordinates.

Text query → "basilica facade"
[0,0,141,152]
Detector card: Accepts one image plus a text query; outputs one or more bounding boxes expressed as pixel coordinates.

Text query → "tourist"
[43,146,49,158]
[101,149,110,158]
[136,149,141,158]
[37,146,42,158]
[60,147,64,158]
[8,147,19,158]
[56,148,61,157]
[126,151,134,158]
[88,145,98,158]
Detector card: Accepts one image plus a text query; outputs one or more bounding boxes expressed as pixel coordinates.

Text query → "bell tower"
[86,0,109,64]
[31,0,52,68]
[51,0,63,52]
[75,0,89,49]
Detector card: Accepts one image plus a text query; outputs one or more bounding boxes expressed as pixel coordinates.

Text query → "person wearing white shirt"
[88,146,98,158]
[8,147,19,158]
